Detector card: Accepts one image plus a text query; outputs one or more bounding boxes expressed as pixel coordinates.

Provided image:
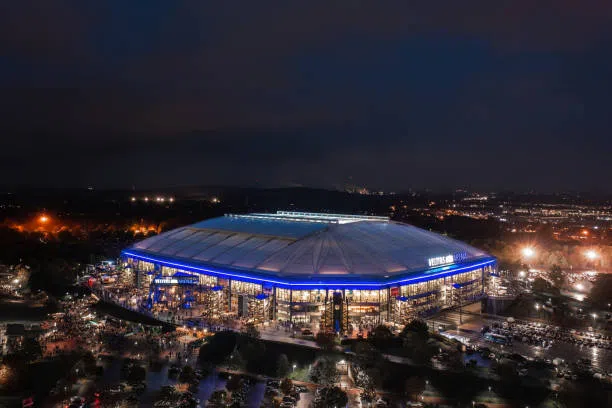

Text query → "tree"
[225,349,245,371]
[128,365,147,383]
[495,360,520,388]
[404,376,425,400]
[354,341,382,367]
[361,386,376,405]
[314,386,348,408]
[588,274,612,308]
[179,365,196,383]
[198,331,236,365]
[353,340,389,393]
[239,338,265,372]
[354,366,379,394]
[532,277,551,293]
[549,265,564,288]
[225,375,243,393]
[370,325,393,348]
[315,331,336,351]
[309,358,339,386]
[280,377,293,395]
[19,337,42,362]
[276,353,290,378]
[80,352,97,375]
[401,319,429,338]
[244,322,260,338]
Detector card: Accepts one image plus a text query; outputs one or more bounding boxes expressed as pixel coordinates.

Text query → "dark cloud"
[0,1,611,191]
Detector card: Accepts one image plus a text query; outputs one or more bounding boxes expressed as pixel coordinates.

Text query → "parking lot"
[436,309,612,372]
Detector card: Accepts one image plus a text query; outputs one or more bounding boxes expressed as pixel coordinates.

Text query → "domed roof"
[124,212,493,284]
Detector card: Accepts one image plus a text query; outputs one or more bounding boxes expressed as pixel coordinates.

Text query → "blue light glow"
[122,250,495,289]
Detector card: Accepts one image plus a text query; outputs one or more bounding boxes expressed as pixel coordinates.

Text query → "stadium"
[122,211,496,332]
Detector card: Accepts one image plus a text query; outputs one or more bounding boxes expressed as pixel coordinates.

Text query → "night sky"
[1,1,611,192]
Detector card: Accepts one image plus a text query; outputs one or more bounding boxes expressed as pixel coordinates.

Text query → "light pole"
[521,247,535,259]
[521,247,535,271]
[585,250,599,270]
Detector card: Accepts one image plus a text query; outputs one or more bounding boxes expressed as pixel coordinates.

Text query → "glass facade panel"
[346,290,379,303]
[231,280,262,295]
[198,274,217,286]
[276,288,290,302]
[126,255,493,327]
[292,290,325,303]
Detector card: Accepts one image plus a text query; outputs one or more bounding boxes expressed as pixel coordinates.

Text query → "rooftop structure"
[123,211,493,286]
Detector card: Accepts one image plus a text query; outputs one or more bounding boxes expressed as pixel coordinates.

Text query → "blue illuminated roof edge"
[122,249,496,289]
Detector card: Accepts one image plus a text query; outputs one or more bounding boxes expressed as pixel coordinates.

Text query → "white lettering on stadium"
[428,254,454,267]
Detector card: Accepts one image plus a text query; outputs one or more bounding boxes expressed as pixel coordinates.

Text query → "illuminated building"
[122,212,496,331]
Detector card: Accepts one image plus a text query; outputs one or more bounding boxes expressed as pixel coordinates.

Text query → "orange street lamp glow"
[39,215,49,223]
[521,247,535,258]
[585,250,598,260]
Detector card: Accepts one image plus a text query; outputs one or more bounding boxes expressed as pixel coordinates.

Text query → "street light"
[585,250,598,261]
[521,247,535,258]
[292,364,297,372]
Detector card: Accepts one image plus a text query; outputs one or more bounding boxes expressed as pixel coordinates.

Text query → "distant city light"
[591,313,597,319]
[169,197,174,202]
[519,271,526,278]
[521,247,535,258]
[575,283,584,291]
[130,197,136,202]
[144,197,149,202]
[39,215,49,223]
[585,250,598,260]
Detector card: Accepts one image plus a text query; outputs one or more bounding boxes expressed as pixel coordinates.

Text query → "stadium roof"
[124,212,494,285]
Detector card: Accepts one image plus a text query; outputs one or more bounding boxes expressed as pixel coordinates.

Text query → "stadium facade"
[122,211,496,332]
